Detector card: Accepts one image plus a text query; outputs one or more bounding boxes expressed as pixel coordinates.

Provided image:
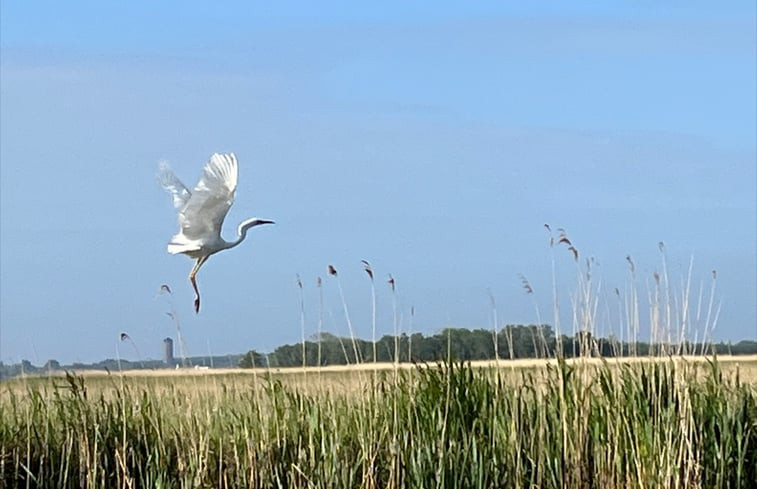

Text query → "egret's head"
[238,218,275,236]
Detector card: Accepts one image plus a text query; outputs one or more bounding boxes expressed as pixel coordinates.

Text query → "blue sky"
[1,2,755,364]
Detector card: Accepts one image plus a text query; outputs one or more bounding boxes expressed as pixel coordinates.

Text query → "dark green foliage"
[241,326,757,368]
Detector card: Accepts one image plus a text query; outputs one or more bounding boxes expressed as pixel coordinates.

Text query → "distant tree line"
[238,325,757,368]
[3,328,755,378]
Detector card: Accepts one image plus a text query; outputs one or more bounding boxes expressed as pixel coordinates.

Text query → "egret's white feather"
[172,153,239,244]
[158,161,192,210]
[166,239,202,255]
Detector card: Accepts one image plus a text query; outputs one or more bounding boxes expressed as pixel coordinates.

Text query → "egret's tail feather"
[167,234,202,255]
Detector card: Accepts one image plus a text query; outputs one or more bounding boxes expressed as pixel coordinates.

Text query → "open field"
[47,353,757,377]
[7,354,755,401]
[2,355,756,488]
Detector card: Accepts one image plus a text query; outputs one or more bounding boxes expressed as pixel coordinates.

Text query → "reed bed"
[1,357,755,488]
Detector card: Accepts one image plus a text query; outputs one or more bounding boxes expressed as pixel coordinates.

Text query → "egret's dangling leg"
[189,255,209,313]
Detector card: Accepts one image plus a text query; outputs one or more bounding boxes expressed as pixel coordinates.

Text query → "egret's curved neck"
[226,218,272,249]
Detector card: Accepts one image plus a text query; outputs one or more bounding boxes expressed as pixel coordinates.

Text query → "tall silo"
[163,337,174,364]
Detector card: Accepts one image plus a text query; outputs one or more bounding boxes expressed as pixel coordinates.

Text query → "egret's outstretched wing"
[177,153,239,242]
[158,161,192,209]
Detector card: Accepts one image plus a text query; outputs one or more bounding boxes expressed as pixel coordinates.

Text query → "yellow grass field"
[37,353,757,379]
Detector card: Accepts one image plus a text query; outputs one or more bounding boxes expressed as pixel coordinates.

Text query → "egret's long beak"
[253,219,275,226]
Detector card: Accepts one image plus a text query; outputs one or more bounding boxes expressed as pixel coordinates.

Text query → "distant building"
[163,337,174,364]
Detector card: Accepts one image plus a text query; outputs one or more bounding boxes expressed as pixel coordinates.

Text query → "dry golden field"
[17,353,757,378]
[2,354,756,488]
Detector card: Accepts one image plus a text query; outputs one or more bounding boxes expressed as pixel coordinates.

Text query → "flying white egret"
[159,153,274,313]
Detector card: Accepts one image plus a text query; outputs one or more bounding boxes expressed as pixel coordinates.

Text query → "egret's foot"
[194,296,201,314]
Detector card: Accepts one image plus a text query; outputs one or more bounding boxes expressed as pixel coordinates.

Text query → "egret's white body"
[159,153,273,312]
